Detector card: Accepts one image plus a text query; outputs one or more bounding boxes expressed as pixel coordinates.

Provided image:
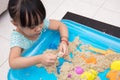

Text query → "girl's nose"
[35,27,42,32]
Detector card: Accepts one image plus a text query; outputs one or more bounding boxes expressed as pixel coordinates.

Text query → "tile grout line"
[0,36,9,67]
[47,0,65,19]
[0,35,9,41]
[0,58,8,67]
[92,0,109,18]
[102,7,120,14]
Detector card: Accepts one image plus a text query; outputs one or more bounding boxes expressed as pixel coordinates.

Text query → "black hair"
[8,0,46,28]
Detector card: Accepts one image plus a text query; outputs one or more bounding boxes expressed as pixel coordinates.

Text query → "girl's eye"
[29,23,43,30]
[30,26,36,29]
[30,27,35,29]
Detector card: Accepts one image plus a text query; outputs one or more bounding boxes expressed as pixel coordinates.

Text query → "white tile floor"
[0,0,120,79]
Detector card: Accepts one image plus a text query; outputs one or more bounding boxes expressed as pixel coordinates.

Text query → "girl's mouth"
[35,33,40,36]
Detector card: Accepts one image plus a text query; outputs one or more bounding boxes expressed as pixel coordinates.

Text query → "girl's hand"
[39,53,57,66]
[58,40,69,57]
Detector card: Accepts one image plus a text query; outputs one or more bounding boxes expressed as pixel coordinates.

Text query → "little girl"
[8,0,68,69]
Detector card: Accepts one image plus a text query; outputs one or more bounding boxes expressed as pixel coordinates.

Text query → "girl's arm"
[48,19,68,41]
[9,46,57,69]
[48,19,69,55]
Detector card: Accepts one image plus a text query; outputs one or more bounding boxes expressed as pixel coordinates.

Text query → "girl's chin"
[34,33,40,37]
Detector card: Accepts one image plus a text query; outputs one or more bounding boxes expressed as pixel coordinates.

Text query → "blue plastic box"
[8,19,120,80]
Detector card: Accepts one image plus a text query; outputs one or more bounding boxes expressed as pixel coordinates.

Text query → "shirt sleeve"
[10,31,33,49]
[10,32,24,48]
[42,19,50,31]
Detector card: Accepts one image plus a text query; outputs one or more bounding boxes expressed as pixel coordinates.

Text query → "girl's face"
[18,23,44,40]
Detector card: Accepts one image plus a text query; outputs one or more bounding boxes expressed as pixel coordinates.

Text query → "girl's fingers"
[58,45,62,51]
[58,42,69,57]
[62,44,66,54]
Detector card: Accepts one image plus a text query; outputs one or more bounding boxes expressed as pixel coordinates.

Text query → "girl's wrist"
[61,39,69,46]
[61,36,68,41]
[36,55,42,64]
[61,36,69,45]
